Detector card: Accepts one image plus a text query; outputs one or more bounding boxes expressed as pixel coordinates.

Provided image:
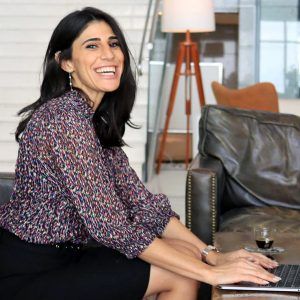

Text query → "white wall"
[0,0,150,178]
[279,100,300,116]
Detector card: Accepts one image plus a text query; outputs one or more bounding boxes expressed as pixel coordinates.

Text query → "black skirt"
[0,228,150,300]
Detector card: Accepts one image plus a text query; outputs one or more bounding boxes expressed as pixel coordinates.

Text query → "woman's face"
[64,20,124,104]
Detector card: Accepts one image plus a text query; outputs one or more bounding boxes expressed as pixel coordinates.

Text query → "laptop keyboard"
[266,264,300,288]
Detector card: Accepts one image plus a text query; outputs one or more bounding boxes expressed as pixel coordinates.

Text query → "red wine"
[256,239,273,249]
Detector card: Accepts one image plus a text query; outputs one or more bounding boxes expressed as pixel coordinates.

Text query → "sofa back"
[0,173,14,205]
[199,105,300,212]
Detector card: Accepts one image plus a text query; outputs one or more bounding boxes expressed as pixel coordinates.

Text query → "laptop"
[218,264,300,292]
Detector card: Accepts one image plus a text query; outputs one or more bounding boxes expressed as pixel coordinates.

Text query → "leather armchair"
[186,106,300,245]
[0,173,14,206]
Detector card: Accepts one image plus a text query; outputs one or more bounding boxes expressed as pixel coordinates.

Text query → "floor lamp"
[156,0,215,173]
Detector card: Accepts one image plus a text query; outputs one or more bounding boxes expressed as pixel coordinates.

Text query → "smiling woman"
[16,6,136,148]
[0,6,280,300]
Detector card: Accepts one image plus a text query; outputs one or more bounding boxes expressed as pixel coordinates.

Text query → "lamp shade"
[161,0,215,33]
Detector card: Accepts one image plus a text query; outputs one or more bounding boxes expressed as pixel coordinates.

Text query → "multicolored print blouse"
[0,90,178,258]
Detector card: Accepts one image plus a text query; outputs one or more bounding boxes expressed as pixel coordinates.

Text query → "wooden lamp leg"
[156,43,186,174]
[191,43,206,107]
[185,38,192,168]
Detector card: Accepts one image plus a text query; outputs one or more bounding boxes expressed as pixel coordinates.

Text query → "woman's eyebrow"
[81,36,118,45]
[82,37,100,45]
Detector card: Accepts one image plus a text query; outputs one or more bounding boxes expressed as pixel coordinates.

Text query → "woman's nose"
[100,45,114,60]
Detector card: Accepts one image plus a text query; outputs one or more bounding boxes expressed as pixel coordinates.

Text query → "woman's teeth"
[95,66,116,74]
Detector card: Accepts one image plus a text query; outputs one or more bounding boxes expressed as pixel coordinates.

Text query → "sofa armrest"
[185,155,225,245]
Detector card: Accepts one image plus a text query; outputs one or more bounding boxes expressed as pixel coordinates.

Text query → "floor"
[145,164,187,225]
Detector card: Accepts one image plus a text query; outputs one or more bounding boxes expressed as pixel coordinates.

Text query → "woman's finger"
[238,261,281,283]
[237,249,278,268]
[212,259,281,286]
[238,273,278,285]
[250,253,278,268]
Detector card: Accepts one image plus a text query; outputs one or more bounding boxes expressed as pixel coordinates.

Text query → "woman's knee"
[144,264,198,297]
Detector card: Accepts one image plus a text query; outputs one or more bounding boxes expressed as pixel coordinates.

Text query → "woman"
[0,7,280,300]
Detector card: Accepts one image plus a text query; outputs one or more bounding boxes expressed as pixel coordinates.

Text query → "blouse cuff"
[155,210,179,237]
[122,226,157,259]
[130,193,180,238]
[152,193,179,235]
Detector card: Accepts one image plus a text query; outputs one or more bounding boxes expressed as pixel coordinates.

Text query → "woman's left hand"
[209,249,278,269]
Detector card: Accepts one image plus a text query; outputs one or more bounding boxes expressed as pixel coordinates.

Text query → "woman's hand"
[206,257,281,286]
[217,249,278,268]
[207,248,278,269]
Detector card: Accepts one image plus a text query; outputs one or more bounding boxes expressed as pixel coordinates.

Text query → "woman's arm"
[162,217,278,269]
[162,217,207,252]
[109,147,179,235]
[139,237,281,286]
[110,148,277,270]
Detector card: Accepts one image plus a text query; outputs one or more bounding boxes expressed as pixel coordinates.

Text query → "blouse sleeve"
[46,112,157,259]
[109,147,179,237]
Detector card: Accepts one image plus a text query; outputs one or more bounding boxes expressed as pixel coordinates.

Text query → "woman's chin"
[99,83,121,93]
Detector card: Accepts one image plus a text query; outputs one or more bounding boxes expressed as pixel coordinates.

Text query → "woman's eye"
[110,41,120,48]
[86,44,97,49]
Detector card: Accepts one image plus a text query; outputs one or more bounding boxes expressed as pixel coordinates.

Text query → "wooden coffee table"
[211,232,300,300]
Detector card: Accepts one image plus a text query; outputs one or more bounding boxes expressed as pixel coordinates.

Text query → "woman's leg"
[143,239,199,300]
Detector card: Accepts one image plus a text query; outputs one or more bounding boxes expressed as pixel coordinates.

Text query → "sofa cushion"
[220,206,300,233]
[199,105,300,211]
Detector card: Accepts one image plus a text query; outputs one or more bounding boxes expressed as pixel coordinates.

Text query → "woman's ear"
[60,59,74,73]
[54,51,61,64]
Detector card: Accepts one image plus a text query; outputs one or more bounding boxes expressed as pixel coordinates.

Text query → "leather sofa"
[0,173,14,206]
[186,105,300,245]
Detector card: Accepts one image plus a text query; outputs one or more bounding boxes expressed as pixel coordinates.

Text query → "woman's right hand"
[207,257,281,286]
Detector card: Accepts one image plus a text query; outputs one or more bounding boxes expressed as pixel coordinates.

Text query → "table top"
[211,232,300,300]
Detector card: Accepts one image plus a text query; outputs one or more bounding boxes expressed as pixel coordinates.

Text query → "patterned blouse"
[0,90,177,259]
